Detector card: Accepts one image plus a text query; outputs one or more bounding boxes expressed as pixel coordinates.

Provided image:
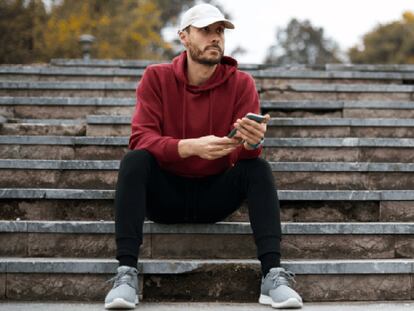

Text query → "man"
[104,3,303,309]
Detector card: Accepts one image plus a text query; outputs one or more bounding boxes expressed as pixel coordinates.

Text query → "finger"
[210,146,236,157]
[236,120,265,138]
[235,123,263,142]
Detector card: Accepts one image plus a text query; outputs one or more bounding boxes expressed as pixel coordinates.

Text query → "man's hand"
[178,135,241,160]
[233,113,270,150]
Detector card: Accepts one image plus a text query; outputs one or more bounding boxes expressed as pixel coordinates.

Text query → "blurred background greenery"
[0,0,413,64]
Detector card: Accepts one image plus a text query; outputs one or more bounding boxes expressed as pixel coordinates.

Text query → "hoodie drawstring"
[182,85,186,138]
[209,91,213,134]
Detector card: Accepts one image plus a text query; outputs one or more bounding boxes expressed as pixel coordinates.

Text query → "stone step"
[0,96,134,119]
[2,301,414,311]
[2,65,413,83]
[2,196,412,223]
[3,116,414,138]
[2,97,414,119]
[0,257,412,301]
[86,116,414,137]
[1,160,414,190]
[263,100,414,118]
[50,58,414,72]
[1,189,413,222]
[0,81,136,97]
[0,220,412,260]
[0,118,86,136]
[326,64,414,72]
[257,83,414,102]
[1,82,413,100]
[3,188,412,201]
[1,135,414,163]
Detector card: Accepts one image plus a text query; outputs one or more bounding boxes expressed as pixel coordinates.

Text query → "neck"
[186,55,218,86]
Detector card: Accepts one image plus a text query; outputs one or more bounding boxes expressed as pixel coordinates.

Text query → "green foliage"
[0,0,47,64]
[348,11,414,64]
[42,0,170,60]
[265,18,341,65]
[0,0,205,64]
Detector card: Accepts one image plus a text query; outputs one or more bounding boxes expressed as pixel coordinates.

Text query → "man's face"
[181,22,225,66]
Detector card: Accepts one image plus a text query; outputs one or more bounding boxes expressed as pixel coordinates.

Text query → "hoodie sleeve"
[233,73,263,160]
[128,67,182,162]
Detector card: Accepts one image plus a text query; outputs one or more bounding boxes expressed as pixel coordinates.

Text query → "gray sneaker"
[104,266,139,309]
[259,267,303,309]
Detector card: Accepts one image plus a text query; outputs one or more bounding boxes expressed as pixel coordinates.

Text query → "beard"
[187,41,224,66]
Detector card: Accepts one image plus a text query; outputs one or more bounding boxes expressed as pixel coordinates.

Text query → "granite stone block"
[344,109,414,119]
[295,274,412,301]
[266,126,351,138]
[0,199,114,221]
[380,201,414,221]
[0,233,27,256]
[275,172,369,190]
[151,234,256,259]
[360,148,414,163]
[6,273,113,301]
[0,274,5,299]
[351,127,414,138]
[26,233,150,258]
[395,236,414,258]
[143,264,261,302]
[0,145,75,160]
[0,123,86,136]
[75,146,128,160]
[265,147,361,162]
[338,93,411,101]
[87,125,130,137]
[278,201,379,222]
[268,110,343,119]
[282,235,395,259]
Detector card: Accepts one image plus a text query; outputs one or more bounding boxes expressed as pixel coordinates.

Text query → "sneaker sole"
[259,294,303,309]
[105,296,138,309]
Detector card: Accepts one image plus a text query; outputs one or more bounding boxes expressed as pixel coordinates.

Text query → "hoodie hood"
[171,50,238,140]
[172,50,238,92]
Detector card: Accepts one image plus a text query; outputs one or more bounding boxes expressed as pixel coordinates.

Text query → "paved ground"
[0,301,413,311]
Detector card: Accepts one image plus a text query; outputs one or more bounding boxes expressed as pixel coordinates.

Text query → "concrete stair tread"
[2,81,414,92]
[85,115,414,127]
[0,96,135,106]
[2,188,414,200]
[2,159,414,172]
[1,257,413,274]
[49,58,414,73]
[1,220,413,234]
[2,301,414,311]
[1,135,414,147]
[2,97,414,109]
[262,100,414,110]
[3,64,414,80]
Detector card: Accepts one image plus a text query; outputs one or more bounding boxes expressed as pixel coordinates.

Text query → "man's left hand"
[233,114,270,150]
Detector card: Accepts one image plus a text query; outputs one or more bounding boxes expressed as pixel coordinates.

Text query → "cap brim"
[192,17,234,29]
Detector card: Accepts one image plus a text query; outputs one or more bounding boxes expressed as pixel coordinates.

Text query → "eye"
[217,28,224,34]
[203,26,210,32]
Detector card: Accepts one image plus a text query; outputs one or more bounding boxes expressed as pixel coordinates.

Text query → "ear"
[179,31,189,48]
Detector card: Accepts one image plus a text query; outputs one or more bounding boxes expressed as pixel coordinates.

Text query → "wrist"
[244,138,264,150]
[178,138,197,158]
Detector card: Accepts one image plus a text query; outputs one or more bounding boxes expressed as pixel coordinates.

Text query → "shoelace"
[106,269,136,288]
[270,269,296,288]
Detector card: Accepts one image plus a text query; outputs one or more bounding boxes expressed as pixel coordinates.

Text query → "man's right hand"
[178,135,241,160]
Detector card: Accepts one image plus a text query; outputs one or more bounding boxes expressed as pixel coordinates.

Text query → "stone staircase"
[0,61,413,303]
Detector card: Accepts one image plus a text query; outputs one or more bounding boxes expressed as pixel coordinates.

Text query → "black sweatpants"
[114,149,282,272]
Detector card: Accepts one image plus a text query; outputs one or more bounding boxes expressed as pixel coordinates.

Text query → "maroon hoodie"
[129,51,262,177]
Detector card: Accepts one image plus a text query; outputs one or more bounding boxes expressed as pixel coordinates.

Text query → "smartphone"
[227,113,266,138]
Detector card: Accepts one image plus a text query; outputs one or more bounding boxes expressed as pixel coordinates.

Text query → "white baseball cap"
[178,3,235,33]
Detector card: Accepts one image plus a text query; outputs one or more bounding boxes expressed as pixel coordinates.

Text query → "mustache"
[205,45,222,52]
